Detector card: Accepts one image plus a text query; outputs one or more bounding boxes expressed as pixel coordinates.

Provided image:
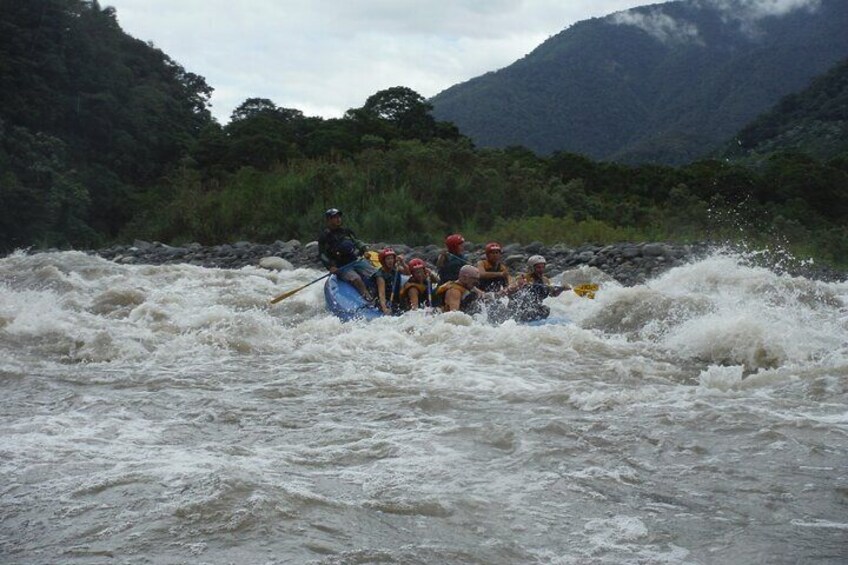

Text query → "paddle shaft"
[270,258,363,305]
[449,252,596,298]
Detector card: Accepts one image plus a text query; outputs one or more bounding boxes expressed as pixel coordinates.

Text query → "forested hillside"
[0,0,214,248]
[724,57,848,161]
[430,0,848,165]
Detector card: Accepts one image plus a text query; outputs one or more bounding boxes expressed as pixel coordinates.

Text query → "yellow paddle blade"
[573,283,599,299]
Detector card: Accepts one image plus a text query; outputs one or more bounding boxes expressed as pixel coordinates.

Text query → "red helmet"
[378,247,396,267]
[485,242,502,254]
[445,234,465,253]
[408,258,427,272]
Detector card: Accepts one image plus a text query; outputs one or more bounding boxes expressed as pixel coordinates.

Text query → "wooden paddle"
[270,256,371,305]
[270,272,331,304]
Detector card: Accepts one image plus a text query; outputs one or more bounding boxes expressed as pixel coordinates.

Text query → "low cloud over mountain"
[430,0,847,164]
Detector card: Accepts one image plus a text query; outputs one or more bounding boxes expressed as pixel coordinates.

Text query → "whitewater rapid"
[1,250,846,564]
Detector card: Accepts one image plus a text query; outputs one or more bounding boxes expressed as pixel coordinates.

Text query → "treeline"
[125,135,848,267]
[2,1,847,268]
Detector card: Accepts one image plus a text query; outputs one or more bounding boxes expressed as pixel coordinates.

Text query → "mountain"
[724,57,848,161]
[429,0,848,165]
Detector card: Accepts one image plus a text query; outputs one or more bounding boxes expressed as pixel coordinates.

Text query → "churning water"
[1,250,846,564]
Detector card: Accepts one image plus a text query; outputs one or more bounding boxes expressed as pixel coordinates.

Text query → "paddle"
[526,282,599,299]
[270,272,331,304]
[388,269,400,309]
[269,258,362,305]
[448,252,598,298]
[572,283,599,299]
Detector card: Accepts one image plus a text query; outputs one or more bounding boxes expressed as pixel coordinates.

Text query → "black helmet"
[324,208,342,218]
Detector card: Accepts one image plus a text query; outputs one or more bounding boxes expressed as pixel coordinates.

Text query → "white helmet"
[527,255,546,267]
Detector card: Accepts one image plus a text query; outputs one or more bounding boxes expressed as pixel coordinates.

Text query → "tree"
[358,86,439,141]
[224,98,309,169]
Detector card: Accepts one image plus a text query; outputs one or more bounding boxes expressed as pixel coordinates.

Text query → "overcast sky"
[105,1,650,123]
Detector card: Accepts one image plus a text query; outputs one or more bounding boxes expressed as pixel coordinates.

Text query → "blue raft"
[324,274,383,321]
[324,275,569,325]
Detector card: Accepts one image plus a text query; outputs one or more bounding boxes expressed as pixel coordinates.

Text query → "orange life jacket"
[399,280,430,309]
[435,281,475,312]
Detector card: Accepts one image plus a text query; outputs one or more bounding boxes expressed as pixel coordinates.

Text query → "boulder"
[259,257,293,271]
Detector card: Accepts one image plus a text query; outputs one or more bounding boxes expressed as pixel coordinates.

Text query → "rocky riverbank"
[87,239,713,286]
[17,238,843,285]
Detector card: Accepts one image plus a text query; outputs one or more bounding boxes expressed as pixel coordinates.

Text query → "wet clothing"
[373,268,400,291]
[435,281,480,314]
[318,227,367,269]
[437,253,466,284]
[477,259,511,292]
[508,273,555,322]
[373,268,403,312]
[399,280,433,310]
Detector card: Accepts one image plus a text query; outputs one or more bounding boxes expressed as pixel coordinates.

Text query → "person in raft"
[476,241,512,292]
[399,258,439,311]
[436,233,467,284]
[508,255,570,322]
[317,208,375,301]
[435,264,494,314]
[372,247,408,315]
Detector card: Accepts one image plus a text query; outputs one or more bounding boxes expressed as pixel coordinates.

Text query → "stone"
[525,241,545,254]
[259,257,293,271]
[643,243,669,257]
[132,239,154,251]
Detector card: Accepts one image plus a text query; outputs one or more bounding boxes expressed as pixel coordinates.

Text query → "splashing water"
[1,250,846,564]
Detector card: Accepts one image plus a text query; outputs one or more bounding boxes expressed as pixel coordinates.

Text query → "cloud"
[697,0,822,21]
[106,0,649,122]
[608,0,822,47]
[695,0,822,37]
[609,10,702,44]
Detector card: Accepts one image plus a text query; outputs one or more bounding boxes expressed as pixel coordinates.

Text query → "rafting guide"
[317,208,375,302]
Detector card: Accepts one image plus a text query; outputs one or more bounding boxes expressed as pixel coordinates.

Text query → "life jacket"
[437,253,466,284]
[373,268,401,301]
[399,280,431,309]
[435,281,477,313]
[319,227,361,267]
[478,259,510,292]
[515,273,553,302]
[373,268,397,286]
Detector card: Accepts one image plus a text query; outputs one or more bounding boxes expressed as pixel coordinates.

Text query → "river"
[1,249,846,564]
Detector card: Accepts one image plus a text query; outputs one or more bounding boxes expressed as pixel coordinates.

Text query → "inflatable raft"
[324,275,569,325]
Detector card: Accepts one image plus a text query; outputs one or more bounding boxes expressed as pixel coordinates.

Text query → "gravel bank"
[15,238,842,285]
[90,239,715,286]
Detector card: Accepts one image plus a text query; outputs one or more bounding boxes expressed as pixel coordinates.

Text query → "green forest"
[2,0,847,268]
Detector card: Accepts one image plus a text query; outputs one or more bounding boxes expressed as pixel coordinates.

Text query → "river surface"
[1,250,846,564]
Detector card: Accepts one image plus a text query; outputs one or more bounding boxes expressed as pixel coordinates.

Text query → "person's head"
[378,247,397,270]
[408,258,427,282]
[445,233,465,254]
[324,208,342,227]
[527,255,546,276]
[458,265,480,288]
[484,242,503,263]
